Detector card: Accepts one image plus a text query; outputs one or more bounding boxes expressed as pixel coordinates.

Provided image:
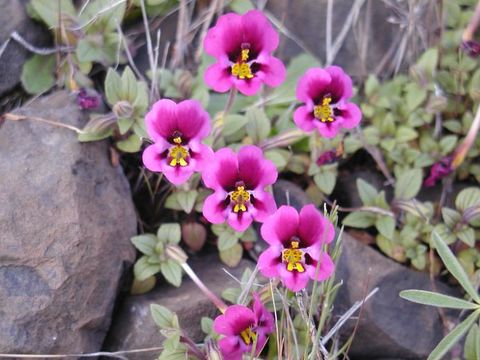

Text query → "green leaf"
[161,259,182,287]
[265,149,289,170]
[412,48,438,80]
[400,290,479,309]
[116,133,142,153]
[395,168,423,199]
[229,0,254,13]
[218,232,239,252]
[432,232,480,303]
[130,275,156,295]
[117,117,135,135]
[21,55,55,94]
[314,171,337,195]
[201,317,213,335]
[396,126,418,143]
[469,68,480,102]
[150,303,175,328]
[442,207,462,227]
[405,83,427,111]
[246,107,271,143]
[427,310,480,360]
[134,256,161,281]
[30,0,75,27]
[457,227,476,247]
[121,66,138,102]
[177,190,198,213]
[131,234,158,256]
[376,216,395,238]
[157,223,181,244]
[456,187,480,212]
[219,242,243,267]
[77,38,106,63]
[105,68,122,105]
[164,192,183,211]
[342,212,376,228]
[464,324,479,360]
[357,178,379,205]
[222,114,248,136]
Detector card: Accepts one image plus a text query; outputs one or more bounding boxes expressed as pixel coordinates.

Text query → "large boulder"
[0,91,137,353]
[104,254,254,360]
[0,0,49,96]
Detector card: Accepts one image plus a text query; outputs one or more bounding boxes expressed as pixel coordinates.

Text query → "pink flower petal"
[145,99,178,142]
[258,245,283,277]
[204,13,243,58]
[260,205,299,246]
[142,144,166,172]
[326,65,353,101]
[202,147,239,191]
[258,55,287,88]
[305,251,335,282]
[238,145,278,190]
[217,337,245,360]
[189,141,214,172]
[203,192,229,224]
[298,204,335,247]
[227,210,253,232]
[250,190,277,222]
[315,120,341,138]
[234,76,263,96]
[278,265,310,292]
[241,10,280,53]
[175,99,211,140]
[296,67,332,103]
[213,305,255,336]
[336,102,362,129]
[204,62,234,93]
[293,106,316,132]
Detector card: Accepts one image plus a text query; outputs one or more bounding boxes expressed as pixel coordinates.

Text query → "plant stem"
[2,113,83,134]
[212,88,237,147]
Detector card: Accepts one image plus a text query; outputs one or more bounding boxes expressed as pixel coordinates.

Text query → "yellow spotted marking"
[168,137,188,167]
[282,240,305,273]
[240,327,257,345]
[313,97,334,123]
[230,185,251,213]
[231,49,254,80]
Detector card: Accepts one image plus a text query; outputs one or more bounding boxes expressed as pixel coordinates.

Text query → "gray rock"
[0,91,136,353]
[266,0,426,77]
[273,179,312,211]
[104,254,254,360]
[0,0,49,96]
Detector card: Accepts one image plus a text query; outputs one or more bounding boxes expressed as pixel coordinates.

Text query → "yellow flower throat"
[240,327,257,345]
[230,185,250,213]
[314,97,334,123]
[168,136,189,167]
[231,49,254,80]
[282,240,305,272]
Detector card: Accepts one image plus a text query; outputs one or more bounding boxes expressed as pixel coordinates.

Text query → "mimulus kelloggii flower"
[294,66,361,138]
[213,293,274,360]
[258,205,335,292]
[203,10,286,96]
[202,145,277,232]
[142,99,213,185]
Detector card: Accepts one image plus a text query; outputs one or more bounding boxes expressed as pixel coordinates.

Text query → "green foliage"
[131,224,183,287]
[21,55,56,94]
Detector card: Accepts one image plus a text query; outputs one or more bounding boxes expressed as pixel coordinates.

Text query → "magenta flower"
[214,293,274,360]
[77,89,100,110]
[294,66,361,138]
[258,205,335,292]
[203,10,286,96]
[316,149,338,166]
[424,156,453,187]
[461,40,480,58]
[202,145,277,232]
[142,99,213,185]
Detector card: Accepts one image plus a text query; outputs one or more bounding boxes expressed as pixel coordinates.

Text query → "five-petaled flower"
[202,145,277,232]
[213,293,274,360]
[203,10,286,96]
[258,205,335,292]
[142,99,213,185]
[294,66,361,138]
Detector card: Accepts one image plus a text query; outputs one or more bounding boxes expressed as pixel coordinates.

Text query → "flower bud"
[113,100,134,119]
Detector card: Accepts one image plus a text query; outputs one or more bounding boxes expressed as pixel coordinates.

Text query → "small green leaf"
[464,324,479,360]
[457,227,476,248]
[131,234,158,256]
[432,232,480,303]
[161,259,182,287]
[150,303,175,328]
[456,188,480,212]
[218,232,239,252]
[357,178,379,205]
[21,55,55,94]
[246,107,271,143]
[105,68,122,105]
[219,242,243,267]
[400,290,479,310]
[229,0,254,13]
[177,190,198,213]
[427,310,480,360]
[131,275,156,295]
[376,216,395,239]
[342,212,376,228]
[395,168,423,200]
[116,133,142,153]
[201,317,213,335]
[157,223,181,244]
[117,117,135,135]
[134,256,161,281]
[396,126,418,143]
[222,114,248,137]
[405,83,428,111]
[314,171,337,195]
[121,66,138,102]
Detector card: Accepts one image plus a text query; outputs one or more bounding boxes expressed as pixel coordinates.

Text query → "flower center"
[168,136,189,167]
[240,327,257,345]
[231,49,254,80]
[313,97,334,123]
[282,240,305,272]
[229,185,251,213]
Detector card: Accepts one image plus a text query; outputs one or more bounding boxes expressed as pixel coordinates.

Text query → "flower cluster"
[139,9,359,359]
